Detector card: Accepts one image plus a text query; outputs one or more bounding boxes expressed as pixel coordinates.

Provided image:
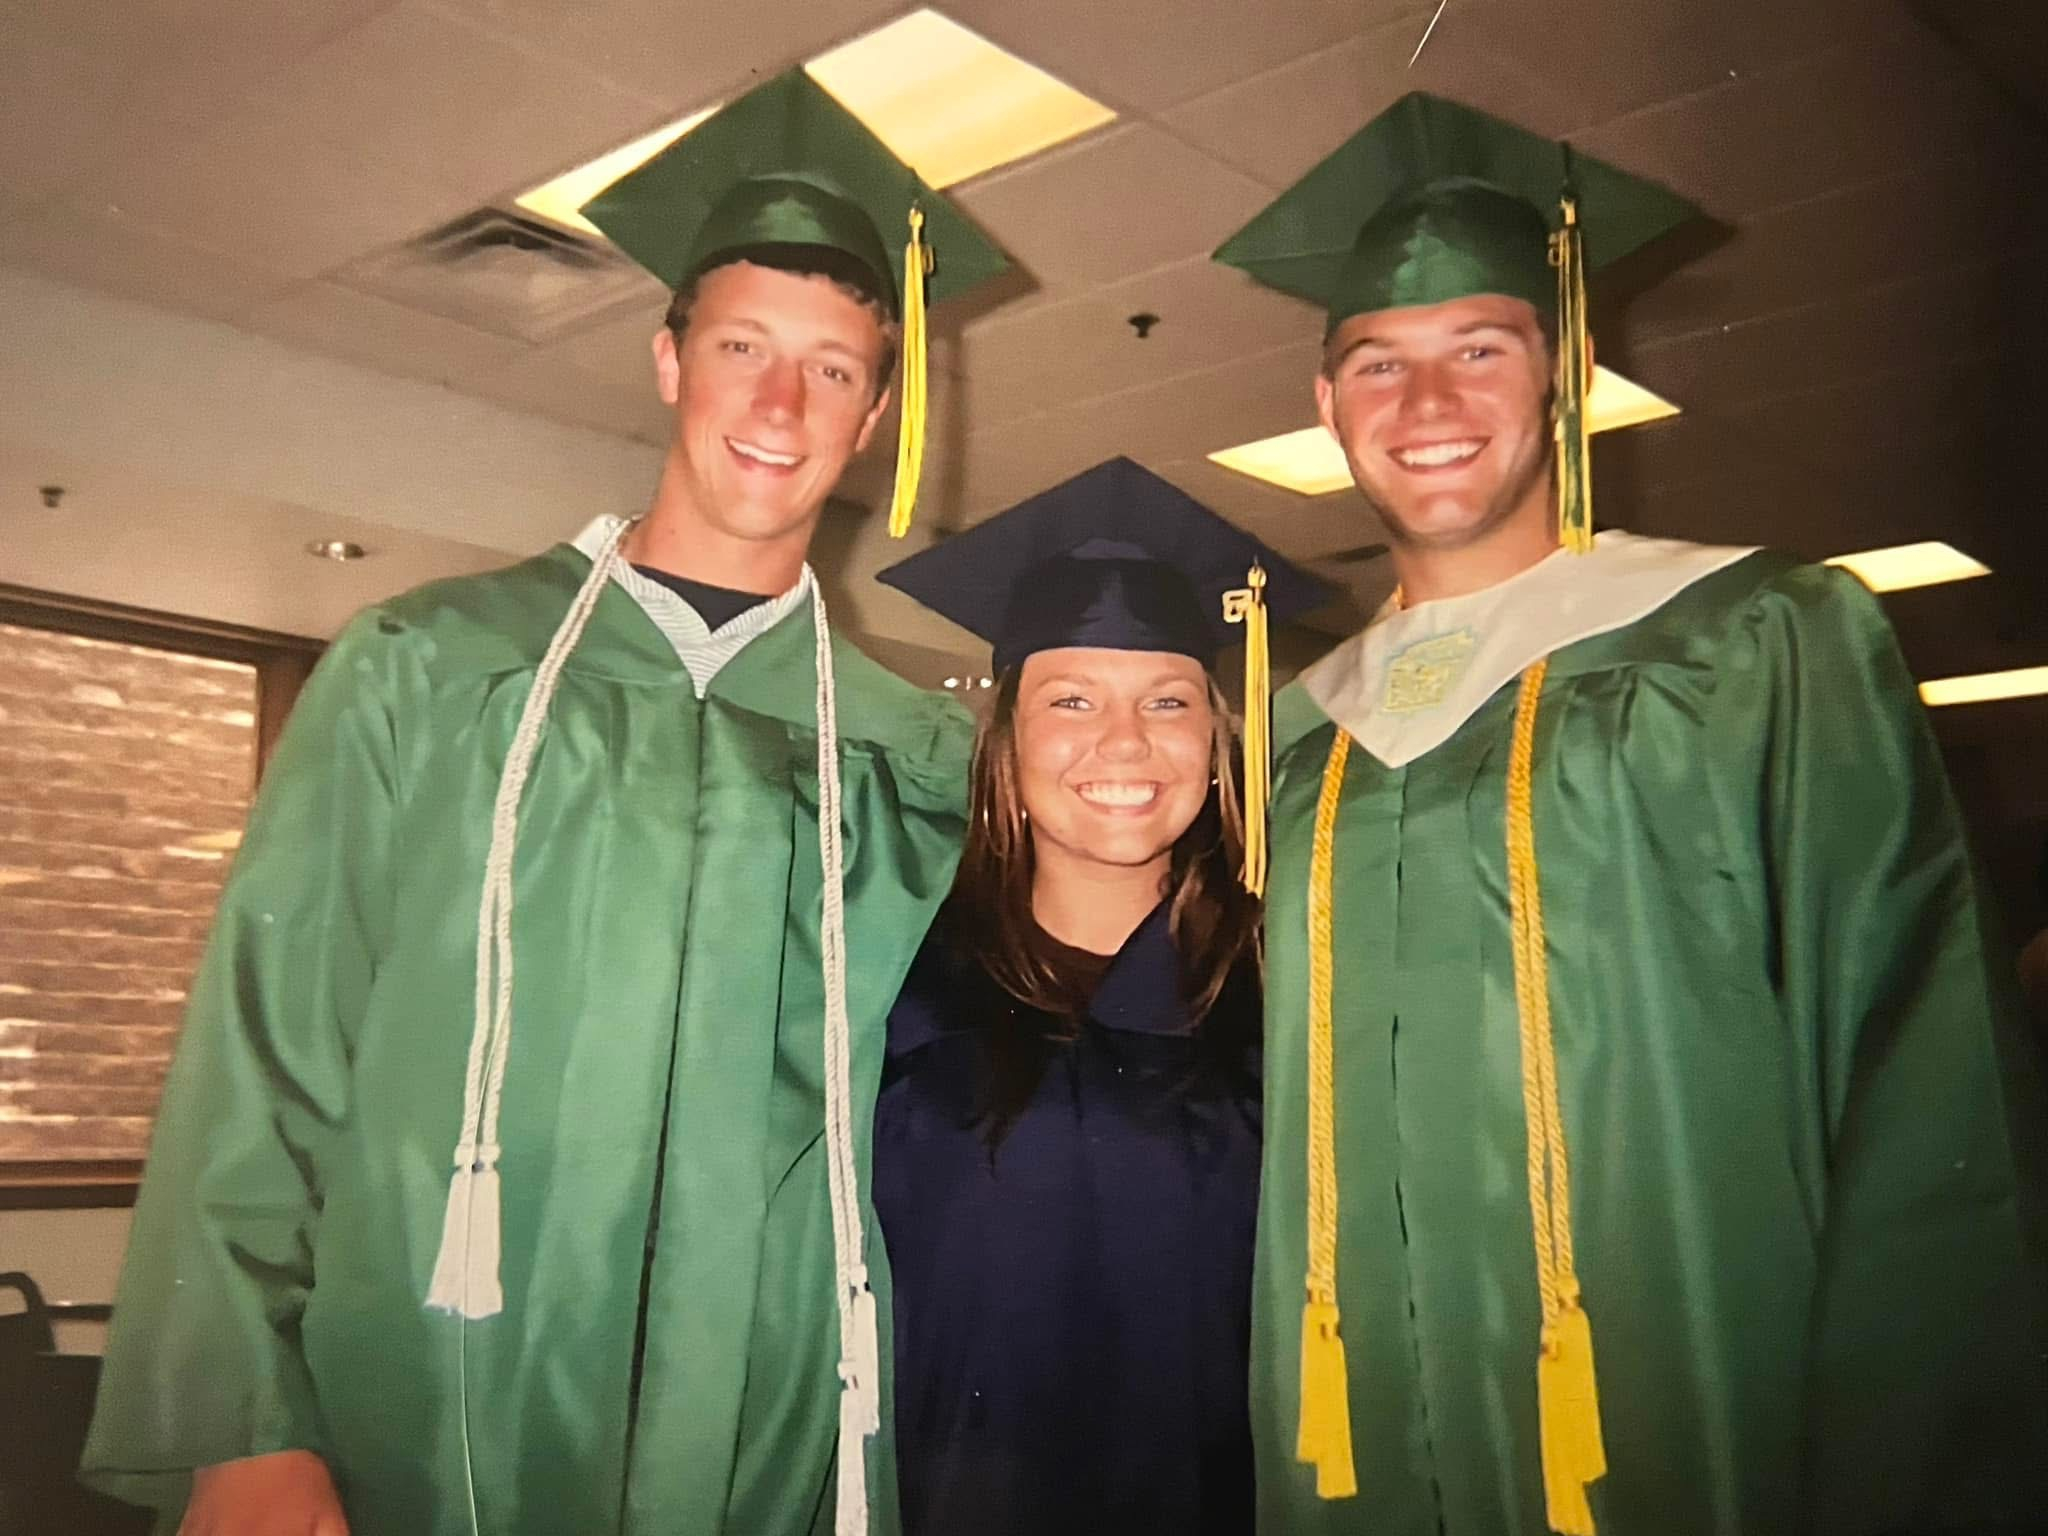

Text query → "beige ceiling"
[3,0,2046,895]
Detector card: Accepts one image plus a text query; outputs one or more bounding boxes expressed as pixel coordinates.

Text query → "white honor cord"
[426,517,629,1321]
[813,581,879,1536]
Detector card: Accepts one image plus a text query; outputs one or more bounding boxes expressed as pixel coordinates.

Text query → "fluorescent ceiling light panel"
[518,10,1113,236]
[1208,426,1355,497]
[1918,666,2048,708]
[1208,366,1678,495]
[1825,541,1991,594]
[807,9,1116,189]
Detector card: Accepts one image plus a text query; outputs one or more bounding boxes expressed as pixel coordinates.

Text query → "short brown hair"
[945,668,1263,1148]
[665,249,900,397]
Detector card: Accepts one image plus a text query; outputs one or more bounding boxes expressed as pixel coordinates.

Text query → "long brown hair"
[943,666,1263,1145]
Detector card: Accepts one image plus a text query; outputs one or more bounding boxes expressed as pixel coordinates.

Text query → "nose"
[1093,703,1151,763]
[753,355,804,422]
[1401,357,1455,421]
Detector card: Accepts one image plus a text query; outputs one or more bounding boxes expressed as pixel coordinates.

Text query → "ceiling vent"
[335,208,663,344]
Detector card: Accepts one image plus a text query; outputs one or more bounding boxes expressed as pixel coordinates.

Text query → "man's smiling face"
[653,259,893,561]
[1315,292,1554,553]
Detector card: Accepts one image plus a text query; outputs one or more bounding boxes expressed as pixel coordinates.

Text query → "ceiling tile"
[0,0,399,200]
[420,0,905,104]
[70,104,465,280]
[951,256,1323,425]
[952,124,1274,296]
[1158,12,1573,188]
[1630,242,2048,417]
[1574,29,2037,223]
[237,281,537,387]
[1619,141,2048,346]
[1450,0,1911,132]
[946,0,1434,115]
[237,2,667,207]
[0,202,300,322]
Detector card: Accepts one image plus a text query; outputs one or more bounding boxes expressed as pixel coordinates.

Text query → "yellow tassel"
[1548,195,1594,555]
[1507,661,1608,1534]
[1298,731,1357,1499]
[1222,563,1271,896]
[1538,1290,1607,1536]
[1296,1298,1358,1499]
[887,206,932,540]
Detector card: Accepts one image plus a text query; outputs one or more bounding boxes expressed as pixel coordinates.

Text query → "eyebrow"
[1334,319,1530,367]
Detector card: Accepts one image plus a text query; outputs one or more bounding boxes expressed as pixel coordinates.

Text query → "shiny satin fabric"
[1255,554,2048,1535]
[82,545,972,1536]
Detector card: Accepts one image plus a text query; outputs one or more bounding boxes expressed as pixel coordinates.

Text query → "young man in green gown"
[82,70,1006,1536]
[1216,92,2048,1536]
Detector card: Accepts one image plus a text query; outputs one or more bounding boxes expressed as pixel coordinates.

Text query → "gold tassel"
[1297,1298,1358,1499]
[1538,1287,1608,1536]
[887,206,932,539]
[1548,195,1594,555]
[1298,729,1357,1499]
[1222,563,1271,896]
[1506,661,1608,1533]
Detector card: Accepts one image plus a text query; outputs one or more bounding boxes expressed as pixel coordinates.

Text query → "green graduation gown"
[1255,541,2048,1535]
[81,541,972,1536]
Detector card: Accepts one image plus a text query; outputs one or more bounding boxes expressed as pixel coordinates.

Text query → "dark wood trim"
[0,582,323,665]
[0,1166,143,1208]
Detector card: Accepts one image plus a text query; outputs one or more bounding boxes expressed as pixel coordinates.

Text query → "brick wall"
[0,621,255,1163]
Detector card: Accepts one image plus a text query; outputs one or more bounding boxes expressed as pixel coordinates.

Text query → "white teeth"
[729,439,802,467]
[1076,782,1159,808]
[1393,440,1482,468]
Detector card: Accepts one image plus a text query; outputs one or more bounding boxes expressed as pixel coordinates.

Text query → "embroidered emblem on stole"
[1382,629,1477,713]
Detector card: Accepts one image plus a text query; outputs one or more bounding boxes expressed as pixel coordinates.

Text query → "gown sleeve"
[1743,564,2048,1527]
[80,607,417,1516]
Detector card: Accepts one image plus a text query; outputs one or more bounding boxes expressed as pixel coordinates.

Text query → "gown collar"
[1081,900,1190,1037]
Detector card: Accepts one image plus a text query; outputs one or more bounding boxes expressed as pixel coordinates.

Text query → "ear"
[652,328,682,408]
[853,383,893,455]
[1313,370,1338,439]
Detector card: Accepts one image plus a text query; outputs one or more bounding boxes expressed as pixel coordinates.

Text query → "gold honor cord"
[1506,659,1607,1533]
[887,206,933,539]
[1298,727,1357,1498]
[1549,195,1595,555]
[1222,564,1271,897]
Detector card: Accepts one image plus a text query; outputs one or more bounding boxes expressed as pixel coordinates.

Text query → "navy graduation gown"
[873,904,1261,1535]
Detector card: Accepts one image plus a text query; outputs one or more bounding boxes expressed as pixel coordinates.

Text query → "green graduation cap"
[1213,91,1698,334]
[1215,92,1700,555]
[581,68,1011,535]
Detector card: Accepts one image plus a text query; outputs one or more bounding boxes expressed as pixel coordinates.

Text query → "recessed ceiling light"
[1207,366,1680,496]
[306,539,368,562]
[517,9,1115,236]
[1919,665,2048,708]
[943,676,961,689]
[1825,541,1991,594]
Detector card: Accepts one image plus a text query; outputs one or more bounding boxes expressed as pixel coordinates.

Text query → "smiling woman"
[867,458,1327,1536]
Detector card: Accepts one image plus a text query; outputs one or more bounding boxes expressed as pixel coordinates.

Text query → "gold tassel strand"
[1223,563,1271,897]
[1505,660,1607,1534]
[887,205,933,539]
[1297,728,1357,1498]
[1548,195,1595,555]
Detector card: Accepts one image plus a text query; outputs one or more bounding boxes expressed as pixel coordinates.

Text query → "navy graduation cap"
[876,456,1329,675]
